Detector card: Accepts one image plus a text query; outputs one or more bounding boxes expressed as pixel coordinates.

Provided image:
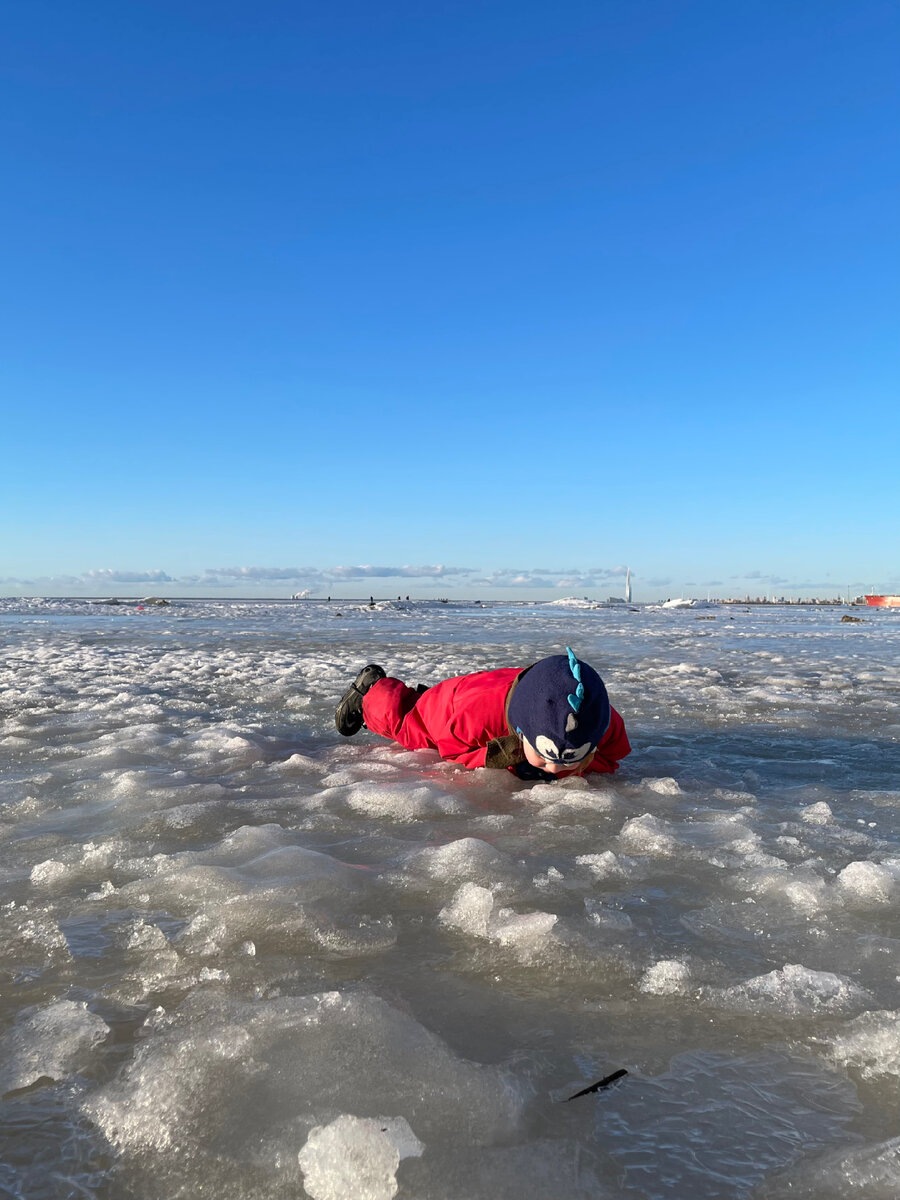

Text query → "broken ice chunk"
[298,1114,423,1200]
[0,999,108,1095]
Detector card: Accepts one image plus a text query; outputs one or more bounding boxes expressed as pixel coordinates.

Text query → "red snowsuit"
[362,667,630,776]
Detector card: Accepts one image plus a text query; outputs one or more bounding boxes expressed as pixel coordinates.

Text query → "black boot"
[335,665,386,736]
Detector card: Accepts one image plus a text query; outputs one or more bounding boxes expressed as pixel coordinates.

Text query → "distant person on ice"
[335,647,630,781]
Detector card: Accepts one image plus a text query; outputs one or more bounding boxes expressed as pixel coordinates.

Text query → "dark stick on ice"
[563,1068,628,1101]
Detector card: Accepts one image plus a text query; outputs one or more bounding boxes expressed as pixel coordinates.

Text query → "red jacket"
[362,667,631,775]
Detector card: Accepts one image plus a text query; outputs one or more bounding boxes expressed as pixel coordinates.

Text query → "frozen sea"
[2,596,900,1200]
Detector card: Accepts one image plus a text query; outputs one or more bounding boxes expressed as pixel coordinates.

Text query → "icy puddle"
[1,597,900,1199]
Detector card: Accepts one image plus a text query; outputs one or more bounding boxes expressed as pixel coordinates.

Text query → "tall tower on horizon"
[625,567,632,604]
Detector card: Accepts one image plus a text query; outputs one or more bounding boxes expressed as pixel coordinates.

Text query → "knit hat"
[508,647,610,765]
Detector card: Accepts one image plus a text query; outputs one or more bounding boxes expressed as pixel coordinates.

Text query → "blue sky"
[2,0,897,600]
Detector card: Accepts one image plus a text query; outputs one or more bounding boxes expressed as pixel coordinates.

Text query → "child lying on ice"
[335,647,630,781]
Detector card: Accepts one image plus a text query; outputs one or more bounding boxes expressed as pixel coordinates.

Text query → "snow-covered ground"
[1,597,899,1199]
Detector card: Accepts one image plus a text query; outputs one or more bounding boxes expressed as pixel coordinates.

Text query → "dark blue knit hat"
[508,647,610,765]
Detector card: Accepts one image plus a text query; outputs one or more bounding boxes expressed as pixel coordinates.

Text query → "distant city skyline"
[3,2,897,592]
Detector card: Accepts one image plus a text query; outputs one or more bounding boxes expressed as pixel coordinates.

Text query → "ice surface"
[111,825,388,962]
[757,1135,900,1199]
[517,770,604,807]
[342,780,464,820]
[584,897,634,931]
[298,1114,423,1200]
[83,987,522,1178]
[400,1137,614,1199]
[3,597,900,1198]
[0,999,108,1094]
[599,1049,861,1199]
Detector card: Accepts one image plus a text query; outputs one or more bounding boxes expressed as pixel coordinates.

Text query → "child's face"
[522,735,592,775]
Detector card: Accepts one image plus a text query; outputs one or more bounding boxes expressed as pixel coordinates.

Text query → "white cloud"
[200,566,318,582]
[174,563,637,593]
[731,571,791,586]
[323,564,475,580]
[84,569,173,583]
[185,564,479,589]
[67,564,637,591]
[0,574,82,587]
[471,567,633,590]
[2,562,648,596]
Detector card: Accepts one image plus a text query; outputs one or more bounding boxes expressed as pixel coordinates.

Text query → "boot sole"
[335,665,386,736]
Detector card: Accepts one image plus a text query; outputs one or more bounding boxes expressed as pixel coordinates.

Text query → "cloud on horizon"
[320,564,475,580]
[84,569,174,583]
[470,566,631,591]
[3,563,635,593]
[730,571,792,587]
[2,564,888,596]
[0,575,83,587]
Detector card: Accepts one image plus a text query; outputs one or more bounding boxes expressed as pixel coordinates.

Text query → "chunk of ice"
[617,813,680,857]
[575,850,642,881]
[640,959,692,995]
[738,867,828,914]
[29,860,68,888]
[827,1009,900,1079]
[298,1114,423,1200]
[492,907,558,949]
[415,838,506,882]
[344,782,463,820]
[0,999,108,1094]
[438,883,557,956]
[801,801,834,824]
[438,882,495,938]
[837,860,900,907]
[642,777,683,795]
[710,963,871,1016]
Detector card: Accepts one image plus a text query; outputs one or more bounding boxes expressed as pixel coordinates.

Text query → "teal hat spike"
[566,646,584,712]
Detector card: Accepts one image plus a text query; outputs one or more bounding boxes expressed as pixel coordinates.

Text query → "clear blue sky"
[2,0,897,599]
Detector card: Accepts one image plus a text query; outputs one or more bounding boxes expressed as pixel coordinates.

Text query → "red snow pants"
[361,678,437,751]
